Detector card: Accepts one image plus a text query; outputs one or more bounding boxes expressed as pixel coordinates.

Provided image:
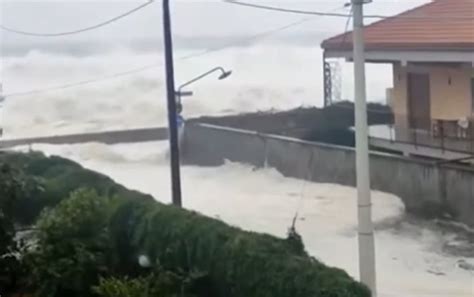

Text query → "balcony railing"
[369,112,474,154]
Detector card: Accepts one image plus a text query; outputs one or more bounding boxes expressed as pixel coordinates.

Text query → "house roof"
[321,0,474,52]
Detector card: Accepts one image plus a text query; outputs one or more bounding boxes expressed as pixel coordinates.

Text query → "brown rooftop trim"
[321,0,474,52]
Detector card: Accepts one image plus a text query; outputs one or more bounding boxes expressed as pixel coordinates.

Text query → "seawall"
[183,123,474,227]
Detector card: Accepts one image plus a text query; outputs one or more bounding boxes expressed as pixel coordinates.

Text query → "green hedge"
[111,200,370,297]
[27,189,112,297]
[0,151,153,224]
[1,151,371,297]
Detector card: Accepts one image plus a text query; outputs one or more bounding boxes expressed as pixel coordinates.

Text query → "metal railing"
[372,112,474,154]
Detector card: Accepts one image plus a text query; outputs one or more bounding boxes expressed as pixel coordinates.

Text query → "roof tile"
[322,0,474,51]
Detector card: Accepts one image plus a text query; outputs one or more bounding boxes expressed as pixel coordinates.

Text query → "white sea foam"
[1,45,391,138]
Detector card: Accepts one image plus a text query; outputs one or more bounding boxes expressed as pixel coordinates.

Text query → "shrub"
[26,188,112,297]
[0,151,153,224]
[0,163,20,257]
[94,276,147,297]
[0,162,39,291]
[110,200,370,297]
[94,268,208,297]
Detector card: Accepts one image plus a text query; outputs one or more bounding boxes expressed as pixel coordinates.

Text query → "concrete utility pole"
[352,0,377,295]
[163,0,182,207]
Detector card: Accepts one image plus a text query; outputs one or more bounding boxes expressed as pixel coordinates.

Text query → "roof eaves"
[320,0,438,50]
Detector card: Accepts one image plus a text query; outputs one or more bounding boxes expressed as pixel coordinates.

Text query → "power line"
[2,3,349,98]
[4,63,160,98]
[181,4,348,61]
[223,0,354,18]
[2,4,350,98]
[222,0,474,20]
[339,5,353,47]
[4,9,341,98]
[324,7,352,105]
[0,1,154,37]
[179,17,313,61]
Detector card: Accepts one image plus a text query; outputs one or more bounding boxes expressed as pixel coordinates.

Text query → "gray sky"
[1,0,430,53]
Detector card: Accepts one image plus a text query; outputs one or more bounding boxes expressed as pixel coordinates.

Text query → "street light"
[168,67,231,207]
[176,67,232,104]
[163,0,231,208]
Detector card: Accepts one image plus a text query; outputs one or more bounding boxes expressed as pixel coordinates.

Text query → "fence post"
[413,117,417,148]
[470,120,473,154]
[389,124,394,143]
[440,120,445,153]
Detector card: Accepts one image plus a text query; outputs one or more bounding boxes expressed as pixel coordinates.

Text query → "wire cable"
[179,17,314,61]
[4,8,344,98]
[339,5,353,48]
[180,4,348,61]
[291,150,315,231]
[4,63,160,98]
[2,3,349,98]
[223,0,354,18]
[0,1,154,37]
[222,0,474,20]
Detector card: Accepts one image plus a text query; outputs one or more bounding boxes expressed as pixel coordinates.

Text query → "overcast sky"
[1,0,430,53]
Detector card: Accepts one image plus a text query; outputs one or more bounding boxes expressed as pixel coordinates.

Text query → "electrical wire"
[3,6,346,98]
[4,63,160,98]
[223,0,354,18]
[291,150,315,230]
[181,4,348,61]
[0,1,154,37]
[222,0,474,20]
[179,17,314,61]
[338,5,353,48]
[2,3,350,98]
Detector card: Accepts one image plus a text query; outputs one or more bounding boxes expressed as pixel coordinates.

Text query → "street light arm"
[177,67,227,94]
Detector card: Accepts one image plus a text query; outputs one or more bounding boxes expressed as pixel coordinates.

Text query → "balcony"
[368,117,474,161]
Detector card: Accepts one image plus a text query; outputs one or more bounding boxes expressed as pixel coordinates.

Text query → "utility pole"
[352,0,376,295]
[163,0,182,207]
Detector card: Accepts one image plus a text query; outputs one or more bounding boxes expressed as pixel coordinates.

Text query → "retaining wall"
[183,123,474,227]
[0,127,168,149]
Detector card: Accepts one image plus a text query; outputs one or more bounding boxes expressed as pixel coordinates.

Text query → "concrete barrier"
[183,123,474,227]
[0,127,168,149]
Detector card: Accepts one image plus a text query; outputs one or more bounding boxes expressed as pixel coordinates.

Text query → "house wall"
[393,63,473,120]
[430,65,472,120]
[392,63,473,140]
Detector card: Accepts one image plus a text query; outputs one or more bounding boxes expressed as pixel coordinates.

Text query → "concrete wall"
[392,64,410,140]
[183,123,474,227]
[392,64,409,121]
[0,127,168,149]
